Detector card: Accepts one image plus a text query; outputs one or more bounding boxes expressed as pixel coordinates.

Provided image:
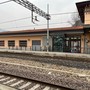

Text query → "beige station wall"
[81,33,90,53]
[0,36,43,48]
[85,33,90,48]
[85,13,90,24]
[81,35,85,53]
[84,7,90,24]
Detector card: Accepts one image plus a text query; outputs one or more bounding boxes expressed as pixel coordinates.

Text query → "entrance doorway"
[32,40,41,51]
[52,35,81,53]
[65,36,81,53]
[52,35,65,52]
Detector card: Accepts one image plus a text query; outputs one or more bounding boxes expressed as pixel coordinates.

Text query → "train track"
[0,52,89,69]
[0,73,71,90]
[0,52,89,90]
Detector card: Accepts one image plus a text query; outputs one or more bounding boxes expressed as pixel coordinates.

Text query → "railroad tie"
[10,80,24,87]
[29,84,40,90]
[3,78,16,84]
[19,82,31,89]
[0,77,10,82]
[43,86,50,90]
[0,75,4,79]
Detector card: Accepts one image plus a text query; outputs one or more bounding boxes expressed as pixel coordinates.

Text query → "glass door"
[65,36,81,53]
[71,40,81,53]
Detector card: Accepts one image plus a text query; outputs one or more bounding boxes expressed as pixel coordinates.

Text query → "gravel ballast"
[0,55,90,90]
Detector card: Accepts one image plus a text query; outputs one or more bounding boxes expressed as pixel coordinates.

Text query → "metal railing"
[0,46,90,54]
[8,46,52,51]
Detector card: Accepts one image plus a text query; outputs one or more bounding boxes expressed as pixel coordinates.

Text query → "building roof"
[76,0,90,23]
[0,26,84,36]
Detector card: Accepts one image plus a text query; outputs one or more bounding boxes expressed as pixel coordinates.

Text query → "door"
[71,40,81,53]
[53,36,65,52]
[65,36,81,53]
[32,40,41,51]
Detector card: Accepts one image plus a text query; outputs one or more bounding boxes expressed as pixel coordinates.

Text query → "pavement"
[0,84,16,90]
[0,49,90,61]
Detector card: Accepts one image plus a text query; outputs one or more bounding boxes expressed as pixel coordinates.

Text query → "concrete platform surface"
[0,49,90,60]
[0,84,16,90]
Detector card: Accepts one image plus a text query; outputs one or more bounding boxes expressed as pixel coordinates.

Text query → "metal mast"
[1,0,51,51]
[12,0,51,51]
[11,0,50,22]
[46,4,50,52]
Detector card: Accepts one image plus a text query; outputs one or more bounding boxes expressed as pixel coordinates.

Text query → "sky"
[0,0,88,31]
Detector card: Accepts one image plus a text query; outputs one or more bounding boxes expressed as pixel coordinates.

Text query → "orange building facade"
[0,27,85,53]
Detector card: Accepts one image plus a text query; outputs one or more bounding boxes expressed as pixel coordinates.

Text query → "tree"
[70,12,83,26]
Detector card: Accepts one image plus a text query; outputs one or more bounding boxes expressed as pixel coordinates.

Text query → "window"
[19,40,27,47]
[0,40,4,46]
[8,40,15,47]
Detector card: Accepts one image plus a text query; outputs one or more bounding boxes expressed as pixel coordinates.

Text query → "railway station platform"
[0,49,90,60]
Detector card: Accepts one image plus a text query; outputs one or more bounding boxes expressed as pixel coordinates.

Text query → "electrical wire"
[2,21,70,30]
[0,12,79,25]
[0,0,12,5]
[0,1,81,25]
[51,12,78,15]
[0,1,84,30]
[0,17,31,24]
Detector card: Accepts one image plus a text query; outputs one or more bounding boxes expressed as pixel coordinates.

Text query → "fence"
[8,46,52,51]
[0,46,90,54]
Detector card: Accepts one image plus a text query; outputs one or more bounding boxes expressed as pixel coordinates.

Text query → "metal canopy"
[50,30,84,36]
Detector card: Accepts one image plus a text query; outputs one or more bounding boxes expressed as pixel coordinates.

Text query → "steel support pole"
[47,4,50,52]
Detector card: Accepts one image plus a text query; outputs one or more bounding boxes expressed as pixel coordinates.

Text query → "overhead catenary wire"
[2,21,71,30]
[51,12,78,15]
[0,1,80,25]
[0,12,79,25]
[0,1,84,30]
[0,11,87,30]
[0,17,31,24]
[0,0,12,5]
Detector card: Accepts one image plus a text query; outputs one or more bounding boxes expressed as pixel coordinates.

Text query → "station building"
[0,0,90,54]
[76,0,90,54]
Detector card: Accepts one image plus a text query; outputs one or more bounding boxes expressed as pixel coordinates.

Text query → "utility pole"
[46,4,50,52]
[12,0,51,51]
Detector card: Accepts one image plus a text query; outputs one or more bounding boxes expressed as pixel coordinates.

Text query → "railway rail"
[0,51,89,90]
[0,73,71,90]
[0,52,89,69]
